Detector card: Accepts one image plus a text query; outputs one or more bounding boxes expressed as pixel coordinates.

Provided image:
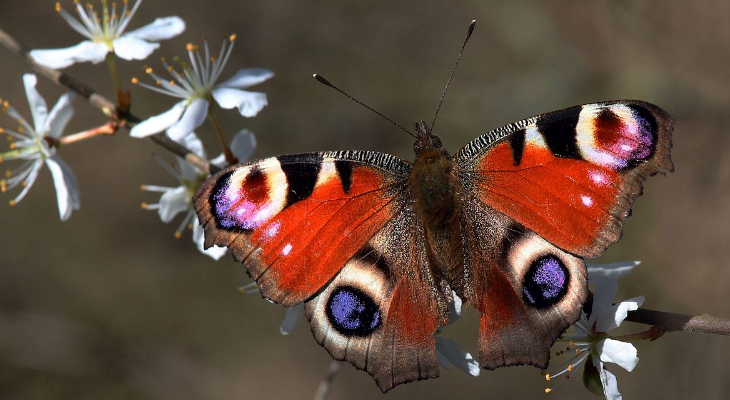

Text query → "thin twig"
[0,27,217,174]
[56,121,118,146]
[627,308,730,336]
[314,360,343,400]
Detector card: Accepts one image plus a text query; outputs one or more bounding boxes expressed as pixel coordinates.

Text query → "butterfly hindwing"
[305,205,447,392]
[194,151,411,306]
[458,196,587,369]
[453,100,673,258]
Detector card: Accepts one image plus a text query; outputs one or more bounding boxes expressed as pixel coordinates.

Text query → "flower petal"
[112,36,159,61]
[595,295,645,333]
[211,129,257,168]
[123,16,186,41]
[280,304,305,335]
[176,132,205,181]
[588,261,640,326]
[167,99,209,141]
[157,186,189,223]
[30,41,109,69]
[217,68,274,89]
[130,101,186,138]
[45,93,77,138]
[193,222,227,260]
[435,337,480,376]
[597,338,639,372]
[596,358,624,400]
[22,74,48,132]
[211,88,268,117]
[45,156,80,221]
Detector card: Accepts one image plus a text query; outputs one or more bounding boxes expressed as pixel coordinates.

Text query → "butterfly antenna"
[429,20,476,134]
[313,74,417,139]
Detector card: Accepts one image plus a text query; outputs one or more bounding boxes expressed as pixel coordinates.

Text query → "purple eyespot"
[326,286,381,337]
[522,255,569,309]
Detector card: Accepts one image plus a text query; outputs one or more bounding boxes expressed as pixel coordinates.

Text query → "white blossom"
[546,261,643,400]
[130,36,273,140]
[0,74,79,220]
[141,130,256,259]
[31,0,185,69]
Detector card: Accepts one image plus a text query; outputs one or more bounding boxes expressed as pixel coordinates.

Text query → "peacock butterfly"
[193,23,674,392]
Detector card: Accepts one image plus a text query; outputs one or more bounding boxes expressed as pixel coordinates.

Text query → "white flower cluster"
[2,0,271,261]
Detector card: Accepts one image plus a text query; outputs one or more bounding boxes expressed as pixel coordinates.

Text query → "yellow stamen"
[86,3,93,9]
[229,33,237,41]
[140,185,147,190]
[17,126,24,133]
[155,80,162,86]
[569,340,574,346]
[567,365,572,372]
[131,77,138,84]
[0,128,5,133]
[21,181,27,187]
[5,170,11,178]
[9,143,16,150]
[1,180,6,192]
[174,231,182,239]
[145,67,153,74]
[545,388,552,393]
[169,80,175,86]
[9,199,15,206]
[575,349,580,354]
[55,2,61,12]
[167,65,174,73]
[140,202,148,209]
[74,0,79,4]
[186,43,195,52]
[545,374,551,381]
[187,222,193,230]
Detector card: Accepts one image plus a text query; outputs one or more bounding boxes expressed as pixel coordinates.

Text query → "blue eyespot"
[522,255,569,309]
[326,286,381,337]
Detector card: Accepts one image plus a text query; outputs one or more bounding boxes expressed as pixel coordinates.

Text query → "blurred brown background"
[0,0,728,399]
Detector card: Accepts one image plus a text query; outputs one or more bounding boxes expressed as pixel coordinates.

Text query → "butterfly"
[193,95,673,391]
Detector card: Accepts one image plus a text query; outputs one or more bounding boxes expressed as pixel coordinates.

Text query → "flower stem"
[314,360,342,400]
[106,52,122,99]
[55,121,118,147]
[208,104,237,165]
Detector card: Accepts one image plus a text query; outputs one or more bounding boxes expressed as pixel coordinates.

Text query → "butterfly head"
[413,120,449,158]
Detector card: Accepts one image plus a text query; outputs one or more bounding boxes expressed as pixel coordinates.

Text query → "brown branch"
[313,360,343,400]
[626,308,730,336]
[0,27,217,175]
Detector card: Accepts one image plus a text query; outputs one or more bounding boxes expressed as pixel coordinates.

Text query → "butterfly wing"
[454,100,673,258]
[305,203,448,392]
[194,151,447,390]
[452,100,673,369]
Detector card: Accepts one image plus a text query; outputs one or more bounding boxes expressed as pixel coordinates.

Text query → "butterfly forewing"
[194,151,411,306]
[453,100,673,258]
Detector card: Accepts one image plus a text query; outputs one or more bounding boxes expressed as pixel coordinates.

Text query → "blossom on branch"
[30,0,185,69]
[130,35,273,140]
[545,261,643,400]
[0,74,79,221]
[141,130,256,259]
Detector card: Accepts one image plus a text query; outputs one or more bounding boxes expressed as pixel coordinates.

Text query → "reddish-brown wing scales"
[194,151,410,306]
[194,100,673,391]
